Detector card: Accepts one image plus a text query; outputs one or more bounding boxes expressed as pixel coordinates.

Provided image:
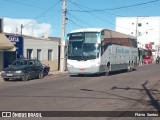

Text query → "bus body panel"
[100,45,138,73]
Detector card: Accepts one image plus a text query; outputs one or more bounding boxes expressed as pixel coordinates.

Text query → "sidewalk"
[49,70,68,75]
[0,72,4,84]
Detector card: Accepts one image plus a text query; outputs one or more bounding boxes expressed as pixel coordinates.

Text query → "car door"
[28,60,37,79]
[34,60,43,76]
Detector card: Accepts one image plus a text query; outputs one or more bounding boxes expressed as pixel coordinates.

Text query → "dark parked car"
[42,63,50,76]
[1,59,45,81]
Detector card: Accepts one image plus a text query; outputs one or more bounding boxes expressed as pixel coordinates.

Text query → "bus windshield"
[68,32,100,60]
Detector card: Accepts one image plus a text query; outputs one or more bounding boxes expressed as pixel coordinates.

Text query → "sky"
[1,0,160,37]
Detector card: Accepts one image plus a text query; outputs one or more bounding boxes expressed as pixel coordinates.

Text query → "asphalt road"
[0,64,160,120]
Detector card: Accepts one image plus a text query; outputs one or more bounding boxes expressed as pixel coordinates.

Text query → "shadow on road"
[79,88,145,104]
[142,81,160,111]
[111,80,160,111]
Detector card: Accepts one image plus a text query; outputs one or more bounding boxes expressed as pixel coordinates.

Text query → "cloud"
[3,18,52,37]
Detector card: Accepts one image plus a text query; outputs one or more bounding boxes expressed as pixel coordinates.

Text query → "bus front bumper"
[67,66,100,75]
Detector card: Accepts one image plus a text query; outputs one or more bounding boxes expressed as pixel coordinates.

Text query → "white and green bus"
[67,28,138,75]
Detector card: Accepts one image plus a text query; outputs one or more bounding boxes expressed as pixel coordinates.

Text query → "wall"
[23,37,59,71]
[42,60,58,71]
[0,52,3,71]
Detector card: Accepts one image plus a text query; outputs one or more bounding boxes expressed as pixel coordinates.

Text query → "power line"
[68,0,160,12]
[102,0,160,11]
[66,0,77,9]
[68,18,84,28]
[68,0,134,31]
[67,0,160,32]
[3,0,46,9]
[23,1,61,27]
[67,12,92,27]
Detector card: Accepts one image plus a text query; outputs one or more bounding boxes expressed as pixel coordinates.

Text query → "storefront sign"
[5,35,24,58]
[8,36,19,42]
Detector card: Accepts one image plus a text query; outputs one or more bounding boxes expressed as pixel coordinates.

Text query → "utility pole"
[135,17,138,40]
[60,0,66,72]
[21,24,23,36]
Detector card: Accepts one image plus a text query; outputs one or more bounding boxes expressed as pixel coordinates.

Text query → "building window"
[37,49,42,61]
[138,23,142,27]
[27,49,33,59]
[48,49,53,61]
[150,42,154,45]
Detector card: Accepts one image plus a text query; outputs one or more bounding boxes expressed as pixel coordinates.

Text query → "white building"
[116,16,160,59]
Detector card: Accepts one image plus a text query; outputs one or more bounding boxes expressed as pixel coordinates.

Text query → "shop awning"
[0,33,16,51]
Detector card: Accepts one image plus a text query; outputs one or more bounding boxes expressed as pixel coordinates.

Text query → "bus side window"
[101,41,111,55]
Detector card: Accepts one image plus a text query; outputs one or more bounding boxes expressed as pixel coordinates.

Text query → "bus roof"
[69,28,136,39]
[70,28,105,33]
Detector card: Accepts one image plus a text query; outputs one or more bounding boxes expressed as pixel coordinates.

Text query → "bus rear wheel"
[127,64,132,72]
[105,66,110,76]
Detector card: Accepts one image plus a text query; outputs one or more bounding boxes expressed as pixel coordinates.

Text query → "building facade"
[1,34,59,72]
[23,35,59,72]
[116,16,160,59]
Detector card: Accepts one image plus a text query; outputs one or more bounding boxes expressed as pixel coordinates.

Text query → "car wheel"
[22,73,29,81]
[3,78,9,81]
[38,71,44,79]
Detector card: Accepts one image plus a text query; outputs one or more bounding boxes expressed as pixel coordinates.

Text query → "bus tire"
[127,61,131,72]
[131,61,135,71]
[128,67,132,72]
[127,65,132,72]
[105,65,110,76]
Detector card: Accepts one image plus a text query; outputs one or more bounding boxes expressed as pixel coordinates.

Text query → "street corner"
[0,77,5,85]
